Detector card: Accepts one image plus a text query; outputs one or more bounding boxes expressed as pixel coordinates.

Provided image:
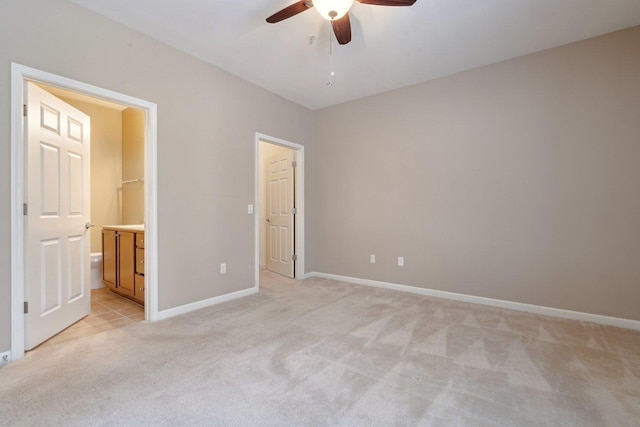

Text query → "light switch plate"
[220,263,227,274]
[248,204,254,214]
[398,257,404,267]
[370,254,376,264]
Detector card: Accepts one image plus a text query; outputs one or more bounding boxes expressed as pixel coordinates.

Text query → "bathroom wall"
[59,97,123,253]
[121,107,145,224]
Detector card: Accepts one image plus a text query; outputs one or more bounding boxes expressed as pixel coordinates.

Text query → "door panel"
[118,231,135,295]
[40,103,60,133]
[40,142,61,217]
[266,148,295,278]
[25,82,91,350]
[102,230,117,289]
[279,227,288,262]
[67,117,84,142]
[67,235,84,301]
[40,238,62,315]
[67,152,84,216]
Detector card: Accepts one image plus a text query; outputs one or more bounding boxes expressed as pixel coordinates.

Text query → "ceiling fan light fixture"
[313,0,355,21]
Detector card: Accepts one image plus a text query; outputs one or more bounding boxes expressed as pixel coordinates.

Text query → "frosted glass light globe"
[314,0,355,20]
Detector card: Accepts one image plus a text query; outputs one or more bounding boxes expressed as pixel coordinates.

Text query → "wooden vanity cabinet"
[102,228,145,305]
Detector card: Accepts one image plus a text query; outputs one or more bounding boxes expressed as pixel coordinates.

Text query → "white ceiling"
[70,0,640,110]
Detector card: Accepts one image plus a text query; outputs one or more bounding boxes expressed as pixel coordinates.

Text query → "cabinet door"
[118,231,135,296]
[102,230,117,289]
[134,274,145,303]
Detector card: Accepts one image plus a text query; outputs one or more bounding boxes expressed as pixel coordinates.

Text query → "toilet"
[90,252,104,289]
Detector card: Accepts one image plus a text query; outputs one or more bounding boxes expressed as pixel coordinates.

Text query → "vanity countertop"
[102,224,145,232]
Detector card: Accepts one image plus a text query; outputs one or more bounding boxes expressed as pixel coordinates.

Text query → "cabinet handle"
[140,239,144,244]
[139,287,145,291]
[140,260,144,264]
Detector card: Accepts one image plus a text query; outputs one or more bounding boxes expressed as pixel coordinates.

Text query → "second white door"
[266,149,295,278]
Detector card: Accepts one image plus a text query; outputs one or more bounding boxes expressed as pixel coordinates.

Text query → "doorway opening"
[255,134,305,288]
[30,82,145,350]
[10,64,158,361]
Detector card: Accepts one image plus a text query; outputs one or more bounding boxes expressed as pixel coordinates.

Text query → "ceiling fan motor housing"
[314,0,355,21]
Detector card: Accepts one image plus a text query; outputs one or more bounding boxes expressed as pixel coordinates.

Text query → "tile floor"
[33,287,144,350]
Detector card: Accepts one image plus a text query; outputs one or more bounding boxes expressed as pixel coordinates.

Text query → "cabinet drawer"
[135,274,145,303]
[136,248,145,275]
[136,233,145,249]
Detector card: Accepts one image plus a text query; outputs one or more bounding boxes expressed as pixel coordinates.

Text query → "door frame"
[254,133,305,287]
[10,63,159,361]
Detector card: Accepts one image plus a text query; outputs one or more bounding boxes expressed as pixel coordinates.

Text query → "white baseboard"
[307,272,640,331]
[156,286,258,321]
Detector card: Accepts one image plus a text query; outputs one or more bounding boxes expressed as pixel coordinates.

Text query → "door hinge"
[291,207,297,215]
[23,203,28,216]
[23,104,27,117]
[24,302,29,314]
[291,161,297,168]
[292,254,297,261]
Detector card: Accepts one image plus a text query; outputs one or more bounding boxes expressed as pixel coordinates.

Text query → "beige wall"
[312,26,640,321]
[259,142,295,267]
[0,0,314,352]
[122,108,145,225]
[59,97,123,253]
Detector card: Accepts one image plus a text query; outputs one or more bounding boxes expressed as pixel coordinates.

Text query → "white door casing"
[25,82,91,350]
[266,149,295,278]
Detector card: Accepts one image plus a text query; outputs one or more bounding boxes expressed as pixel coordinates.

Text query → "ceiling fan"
[266,0,417,45]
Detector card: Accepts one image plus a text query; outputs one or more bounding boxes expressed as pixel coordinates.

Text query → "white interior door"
[266,149,295,278]
[25,82,91,350]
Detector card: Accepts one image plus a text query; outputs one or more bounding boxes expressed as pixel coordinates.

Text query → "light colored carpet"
[1,271,639,426]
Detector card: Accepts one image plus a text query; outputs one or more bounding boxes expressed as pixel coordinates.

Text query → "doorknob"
[85,222,95,229]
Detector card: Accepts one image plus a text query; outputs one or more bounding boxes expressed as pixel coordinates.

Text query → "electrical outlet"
[0,351,11,365]
[370,254,376,264]
[247,204,254,214]
[398,257,404,267]
[220,263,227,274]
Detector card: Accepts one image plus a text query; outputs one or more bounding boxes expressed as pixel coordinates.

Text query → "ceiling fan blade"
[266,1,312,24]
[332,13,352,45]
[356,0,416,5]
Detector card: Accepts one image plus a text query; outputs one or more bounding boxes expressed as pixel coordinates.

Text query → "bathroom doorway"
[27,83,146,350]
[10,64,159,361]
